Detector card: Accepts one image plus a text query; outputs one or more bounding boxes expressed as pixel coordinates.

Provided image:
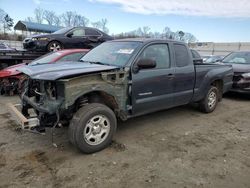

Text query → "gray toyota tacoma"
[9,39,233,153]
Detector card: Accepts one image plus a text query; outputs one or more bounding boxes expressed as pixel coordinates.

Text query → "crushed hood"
[18,61,119,80]
[232,64,250,73]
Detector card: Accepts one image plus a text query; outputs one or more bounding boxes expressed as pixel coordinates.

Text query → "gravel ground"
[0,93,250,188]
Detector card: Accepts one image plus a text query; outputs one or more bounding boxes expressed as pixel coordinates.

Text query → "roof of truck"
[112,38,184,44]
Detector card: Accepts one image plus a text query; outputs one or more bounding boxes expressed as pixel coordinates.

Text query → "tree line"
[0,8,14,33]
[114,26,197,43]
[25,7,109,34]
[0,8,198,42]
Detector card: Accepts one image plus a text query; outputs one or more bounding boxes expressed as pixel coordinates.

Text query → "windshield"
[80,41,141,66]
[222,52,250,64]
[29,52,63,65]
[52,27,72,34]
[206,56,223,63]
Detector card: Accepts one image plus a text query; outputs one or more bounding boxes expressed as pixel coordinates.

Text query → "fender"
[61,71,129,111]
[193,66,230,102]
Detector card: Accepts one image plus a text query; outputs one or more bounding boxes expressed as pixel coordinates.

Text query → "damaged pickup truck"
[9,39,233,153]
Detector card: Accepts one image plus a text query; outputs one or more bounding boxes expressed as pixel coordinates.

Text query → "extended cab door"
[131,43,175,115]
[172,43,195,106]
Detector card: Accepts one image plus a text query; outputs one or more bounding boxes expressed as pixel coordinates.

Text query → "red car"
[0,49,89,95]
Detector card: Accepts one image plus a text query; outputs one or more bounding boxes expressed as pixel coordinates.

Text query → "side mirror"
[193,58,203,64]
[137,58,156,69]
[66,33,73,38]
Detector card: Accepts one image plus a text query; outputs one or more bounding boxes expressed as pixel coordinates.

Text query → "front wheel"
[199,86,219,113]
[47,41,63,52]
[69,103,117,154]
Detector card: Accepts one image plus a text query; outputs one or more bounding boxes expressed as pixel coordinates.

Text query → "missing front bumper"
[7,103,40,133]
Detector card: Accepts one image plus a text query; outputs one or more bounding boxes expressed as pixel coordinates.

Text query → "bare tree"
[142,26,150,37]
[91,21,101,29]
[3,14,14,32]
[43,10,57,25]
[99,18,109,33]
[53,16,61,26]
[150,31,161,38]
[0,9,6,32]
[0,9,5,22]
[135,27,143,36]
[92,18,109,33]
[178,31,185,41]
[0,9,14,33]
[25,17,34,22]
[183,33,197,43]
[62,11,75,27]
[34,7,44,23]
[72,15,89,27]
[163,26,171,39]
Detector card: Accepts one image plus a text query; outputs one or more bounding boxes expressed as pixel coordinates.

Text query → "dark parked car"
[23,27,113,52]
[220,51,250,93]
[10,39,233,153]
[202,55,212,62]
[205,55,224,63]
[191,49,203,63]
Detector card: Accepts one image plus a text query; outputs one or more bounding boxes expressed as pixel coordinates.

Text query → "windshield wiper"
[80,60,114,66]
[89,61,107,65]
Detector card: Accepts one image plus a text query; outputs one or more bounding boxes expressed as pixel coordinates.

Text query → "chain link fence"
[189,42,250,56]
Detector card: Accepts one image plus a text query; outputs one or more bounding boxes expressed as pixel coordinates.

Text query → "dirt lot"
[0,93,250,188]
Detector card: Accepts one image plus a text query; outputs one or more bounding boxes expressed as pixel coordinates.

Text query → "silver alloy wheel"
[208,91,217,109]
[83,115,111,146]
[49,42,61,51]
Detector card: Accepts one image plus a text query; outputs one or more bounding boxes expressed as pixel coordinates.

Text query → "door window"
[72,29,85,37]
[191,49,201,59]
[138,44,170,69]
[174,44,189,67]
[85,28,101,36]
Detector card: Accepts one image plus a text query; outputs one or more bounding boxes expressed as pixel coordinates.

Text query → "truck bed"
[193,63,233,102]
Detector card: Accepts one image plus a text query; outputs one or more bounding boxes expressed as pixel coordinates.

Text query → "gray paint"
[18,61,118,80]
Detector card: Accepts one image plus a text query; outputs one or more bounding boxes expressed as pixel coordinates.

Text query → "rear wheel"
[199,86,219,113]
[69,103,117,154]
[47,41,63,52]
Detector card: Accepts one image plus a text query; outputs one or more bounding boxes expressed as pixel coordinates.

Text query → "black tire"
[199,86,219,113]
[68,103,117,154]
[47,41,63,52]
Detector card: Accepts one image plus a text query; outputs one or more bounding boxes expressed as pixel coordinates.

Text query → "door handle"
[167,74,175,79]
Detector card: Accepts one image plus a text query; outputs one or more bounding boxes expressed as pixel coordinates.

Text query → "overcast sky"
[1,0,250,42]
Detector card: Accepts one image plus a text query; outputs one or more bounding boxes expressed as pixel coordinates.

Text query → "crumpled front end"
[231,73,250,93]
[20,78,66,132]
[0,76,22,96]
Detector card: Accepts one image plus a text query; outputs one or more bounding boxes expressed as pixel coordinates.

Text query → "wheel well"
[76,91,119,111]
[211,79,223,101]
